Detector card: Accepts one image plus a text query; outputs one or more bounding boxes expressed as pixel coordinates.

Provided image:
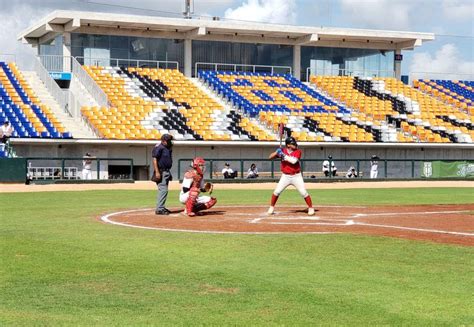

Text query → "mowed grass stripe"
[1,188,473,325]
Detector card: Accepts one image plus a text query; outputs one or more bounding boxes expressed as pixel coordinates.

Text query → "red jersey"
[281,148,301,175]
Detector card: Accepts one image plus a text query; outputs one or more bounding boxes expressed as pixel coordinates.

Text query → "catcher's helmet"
[192,157,206,175]
[285,136,297,147]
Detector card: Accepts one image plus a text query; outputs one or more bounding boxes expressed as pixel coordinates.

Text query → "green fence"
[0,158,27,182]
[25,157,134,182]
[177,158,474,181]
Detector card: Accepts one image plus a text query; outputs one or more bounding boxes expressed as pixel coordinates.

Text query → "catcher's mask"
[192,157,206,175]
[285,136,297,147]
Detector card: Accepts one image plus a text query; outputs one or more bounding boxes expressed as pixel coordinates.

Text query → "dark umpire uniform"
[152,134,173,215]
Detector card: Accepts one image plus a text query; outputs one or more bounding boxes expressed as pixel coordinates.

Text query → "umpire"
[152,134,173,215]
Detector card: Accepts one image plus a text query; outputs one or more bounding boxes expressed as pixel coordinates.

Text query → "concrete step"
[22,71,98,139]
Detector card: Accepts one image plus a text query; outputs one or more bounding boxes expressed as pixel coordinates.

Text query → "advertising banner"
[422,161,474,178]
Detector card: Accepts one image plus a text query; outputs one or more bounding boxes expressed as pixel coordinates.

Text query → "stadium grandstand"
[0,8,470,179]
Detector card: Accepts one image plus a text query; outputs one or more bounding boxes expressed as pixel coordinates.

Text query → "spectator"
[322,155,337,177]
[1,121,13,144]
[152,134,174,215]
[246,163,259,179]
[82,153,94,180]
[222,163,238,179]
[346,166,358,178]
[370,155,379,179]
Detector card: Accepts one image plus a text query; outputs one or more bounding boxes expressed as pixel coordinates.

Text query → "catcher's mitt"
[203,182,213,194]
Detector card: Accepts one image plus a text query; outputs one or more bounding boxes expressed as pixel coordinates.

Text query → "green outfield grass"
[1,188,473,326]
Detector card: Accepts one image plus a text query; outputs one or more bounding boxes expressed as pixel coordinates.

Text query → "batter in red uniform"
[268,137,314,216]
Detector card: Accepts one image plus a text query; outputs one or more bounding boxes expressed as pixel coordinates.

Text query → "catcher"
[179,157,217,217]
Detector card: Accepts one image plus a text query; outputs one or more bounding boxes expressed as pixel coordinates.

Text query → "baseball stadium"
[1,0,473,325]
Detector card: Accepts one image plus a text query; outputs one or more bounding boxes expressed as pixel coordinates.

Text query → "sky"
[0,0,472,79]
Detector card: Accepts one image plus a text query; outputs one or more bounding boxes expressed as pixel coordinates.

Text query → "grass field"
[1,188,473,325]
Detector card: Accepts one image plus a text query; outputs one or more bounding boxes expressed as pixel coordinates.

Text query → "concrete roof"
[18,10,435,50]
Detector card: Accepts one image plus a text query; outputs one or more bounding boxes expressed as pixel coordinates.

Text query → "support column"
[293,45,301,80]
[394,49,402,80]
[63,32,72,72]
[184,39,192,77]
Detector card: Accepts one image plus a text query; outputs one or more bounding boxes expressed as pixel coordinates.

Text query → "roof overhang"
[18,10,435,51]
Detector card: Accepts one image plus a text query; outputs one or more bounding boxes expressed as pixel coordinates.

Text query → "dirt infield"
[100,204,474,246]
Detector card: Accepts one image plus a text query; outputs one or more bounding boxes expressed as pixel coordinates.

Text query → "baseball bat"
[278,123,284,148]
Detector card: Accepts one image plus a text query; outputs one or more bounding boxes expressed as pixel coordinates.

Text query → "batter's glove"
[203,182,213,194]
[276,148,283,157]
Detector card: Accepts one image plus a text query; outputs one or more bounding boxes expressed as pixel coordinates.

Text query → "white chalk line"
[352,210,470,218]
[100,209,336,235]
[355,222,474,237]
[100,207,474,237]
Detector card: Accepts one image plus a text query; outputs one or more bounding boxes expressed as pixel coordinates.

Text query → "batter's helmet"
[285,136,297,147]
[192,157,206,175]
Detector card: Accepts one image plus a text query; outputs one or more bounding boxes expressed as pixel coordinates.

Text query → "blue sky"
[0,0,472,78]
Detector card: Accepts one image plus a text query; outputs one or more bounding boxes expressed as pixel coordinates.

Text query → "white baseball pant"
[370,169,378,178]
[179,192,211,204]
[82,169,92,180]
[273,173,309,198]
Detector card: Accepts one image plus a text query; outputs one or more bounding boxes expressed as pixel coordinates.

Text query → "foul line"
[355,222,474,237]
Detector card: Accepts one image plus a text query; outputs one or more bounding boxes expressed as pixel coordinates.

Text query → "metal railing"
[74,56,179,70]
[195,62,292,77]
[305,67,395,81]
[26,157,134,181]
[178,158,474,181]
[34,56,69,114]
[39,55,71,73]
[71,56,109,108]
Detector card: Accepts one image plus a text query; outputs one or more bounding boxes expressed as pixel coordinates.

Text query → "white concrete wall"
[14,143,474,180]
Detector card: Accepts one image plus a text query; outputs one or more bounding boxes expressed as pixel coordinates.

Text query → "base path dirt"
[2,180,473,193]
[100,204,474,246]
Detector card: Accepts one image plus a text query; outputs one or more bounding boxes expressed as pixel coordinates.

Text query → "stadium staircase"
[22,71,97,139]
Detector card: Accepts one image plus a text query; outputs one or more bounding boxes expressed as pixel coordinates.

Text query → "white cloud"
[442,0,474,21]
[409,44,474,80]
[339,0,413,30]
[224,0,297,24]
[0,4,49,69]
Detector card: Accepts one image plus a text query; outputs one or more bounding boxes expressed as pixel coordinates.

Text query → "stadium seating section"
[1,58,472,145]
[200,71,381,142]
[80,68,473,143]
[81,66,273,141]
[0,62,71,142]
[311,76,473,143]
[414,79,473,113]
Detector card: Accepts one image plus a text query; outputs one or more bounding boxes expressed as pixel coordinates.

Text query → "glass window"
[71,33,184,70]
[192,40,293,76]
[110,36,129,49]
[39,35,63,56]
[302,46,394,80]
